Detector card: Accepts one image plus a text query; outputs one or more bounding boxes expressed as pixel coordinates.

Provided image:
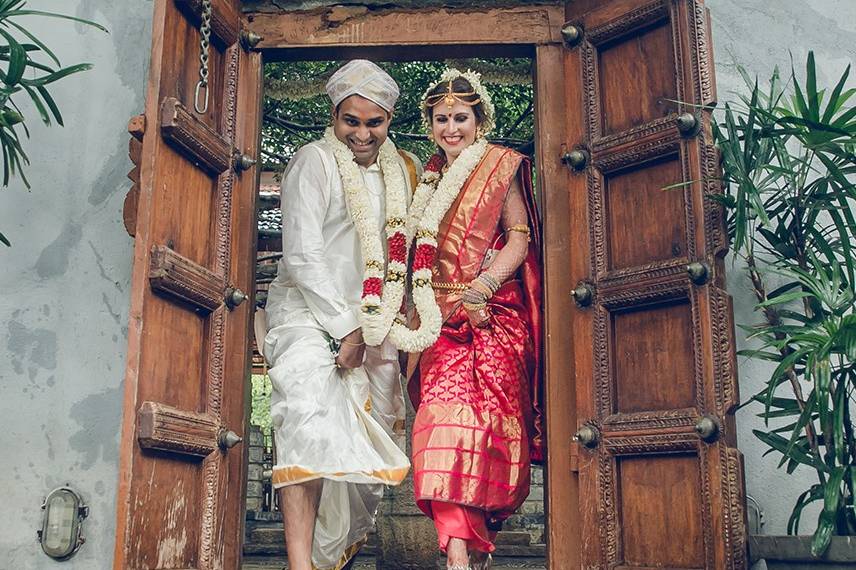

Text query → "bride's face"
[431,101,479,162]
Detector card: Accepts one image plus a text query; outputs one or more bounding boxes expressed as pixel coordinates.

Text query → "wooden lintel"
[174,0,240,48]
[247,4,565,50]
[136,401,219,458]
[149,245,225,313]
[160,97,233,176]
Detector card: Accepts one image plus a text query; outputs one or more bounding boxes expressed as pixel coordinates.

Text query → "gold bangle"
[468,279,493,299]
[477,273,501,294]
[340,338,365,346]
[507,224,530,234]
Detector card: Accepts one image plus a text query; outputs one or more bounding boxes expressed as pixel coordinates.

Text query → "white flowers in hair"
[420,68,496,136]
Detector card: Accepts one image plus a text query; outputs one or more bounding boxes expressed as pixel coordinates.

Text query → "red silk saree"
[410,144,543,545]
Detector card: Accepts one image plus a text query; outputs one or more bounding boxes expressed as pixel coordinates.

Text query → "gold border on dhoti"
[271,464,410,487]
[312,535,368,570]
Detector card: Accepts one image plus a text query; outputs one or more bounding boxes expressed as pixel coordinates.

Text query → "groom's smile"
[332,94,393,167]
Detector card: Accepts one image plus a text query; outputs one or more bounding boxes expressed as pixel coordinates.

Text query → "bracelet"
[507,224,531,242]
[469,279,493,299]
[340,338,365,346]
[477,273,501,294]
[462,287,487,304]
[462,300,487,311]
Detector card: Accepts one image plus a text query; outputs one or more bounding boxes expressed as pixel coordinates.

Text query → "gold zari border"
[271,465,409,486]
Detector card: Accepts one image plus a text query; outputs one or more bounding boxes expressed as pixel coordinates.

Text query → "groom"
[263,60,419,570]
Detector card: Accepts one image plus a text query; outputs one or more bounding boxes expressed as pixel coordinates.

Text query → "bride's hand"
[462,287,491,328]
[465,303,491,328]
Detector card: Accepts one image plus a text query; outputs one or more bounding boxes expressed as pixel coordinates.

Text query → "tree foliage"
[262,58,534,171]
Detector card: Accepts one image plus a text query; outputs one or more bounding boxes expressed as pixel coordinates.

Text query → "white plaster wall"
[708,0,856,536]
[0,1,152,568]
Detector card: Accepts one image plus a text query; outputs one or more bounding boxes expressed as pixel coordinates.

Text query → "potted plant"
[712,51,856,566]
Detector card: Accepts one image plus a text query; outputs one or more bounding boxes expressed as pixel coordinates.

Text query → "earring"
[476,126,485,139]
[427,133,435,143]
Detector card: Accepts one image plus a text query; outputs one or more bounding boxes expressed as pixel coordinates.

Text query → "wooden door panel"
[116,0,260,568]
[150,162,217,266]
[597,17,678,135]
[604,156,686,270]
[160,4,231,129]
[617,453,704,567]
[612,299,696,414]
[564,1,746,568]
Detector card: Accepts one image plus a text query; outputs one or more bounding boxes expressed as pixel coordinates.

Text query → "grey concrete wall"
[708,0,856,536]
[0,1,152,568]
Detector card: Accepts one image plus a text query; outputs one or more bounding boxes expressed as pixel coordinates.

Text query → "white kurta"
[263,138,416,570]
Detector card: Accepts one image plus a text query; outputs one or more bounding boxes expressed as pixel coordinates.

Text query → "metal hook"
[194,81,210,115]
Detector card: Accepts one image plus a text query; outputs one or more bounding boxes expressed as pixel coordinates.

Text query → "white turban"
[325,60,400,112]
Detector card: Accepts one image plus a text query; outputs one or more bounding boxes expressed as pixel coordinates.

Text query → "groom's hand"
[336,329,365,369]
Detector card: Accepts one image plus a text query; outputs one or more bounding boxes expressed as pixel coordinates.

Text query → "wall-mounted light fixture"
[37,487,88,560]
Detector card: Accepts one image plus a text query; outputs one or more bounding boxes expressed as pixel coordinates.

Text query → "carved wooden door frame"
[245,6,581,566]
[116,0,262,568]
[242,2,746,569]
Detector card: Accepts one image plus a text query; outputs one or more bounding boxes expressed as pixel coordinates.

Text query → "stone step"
[245,527,544,557]
[242,554,547,569]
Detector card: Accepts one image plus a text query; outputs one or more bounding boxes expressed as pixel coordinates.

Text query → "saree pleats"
[411,145,542,535]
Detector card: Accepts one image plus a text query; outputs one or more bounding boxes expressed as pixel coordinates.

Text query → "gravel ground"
[242,555,547,569]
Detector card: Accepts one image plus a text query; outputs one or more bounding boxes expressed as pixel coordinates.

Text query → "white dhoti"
[261,132,420,570]
[264,309,409,570]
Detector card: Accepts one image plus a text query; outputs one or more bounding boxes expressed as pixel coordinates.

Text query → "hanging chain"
[194,0,213,114]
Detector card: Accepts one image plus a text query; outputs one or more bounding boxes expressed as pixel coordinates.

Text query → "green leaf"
[36,85,61,125]
[833,383,845,465]
[821,63,851,123]
[752,428,824,471]
[1,10,109,34]
[811,513,835,556]
[20,62,94,87]
[788,484,824,534]
[0,29,25,85]
[811,466,846,556]
[757,290,813,308]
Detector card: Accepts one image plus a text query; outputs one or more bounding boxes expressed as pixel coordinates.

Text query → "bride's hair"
[424,76,487,126]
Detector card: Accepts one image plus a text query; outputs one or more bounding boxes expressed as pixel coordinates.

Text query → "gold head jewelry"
[420,68,496,136]
[424,78,481,111]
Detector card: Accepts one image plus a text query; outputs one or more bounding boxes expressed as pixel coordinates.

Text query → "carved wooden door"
[561,1,747,568]
[115,1,263,568]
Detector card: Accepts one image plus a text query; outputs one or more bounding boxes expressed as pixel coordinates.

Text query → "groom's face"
[332,95,392,167]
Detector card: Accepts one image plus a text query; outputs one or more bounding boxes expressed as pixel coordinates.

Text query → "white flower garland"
[323,128,410,347]
[388,137,490,352]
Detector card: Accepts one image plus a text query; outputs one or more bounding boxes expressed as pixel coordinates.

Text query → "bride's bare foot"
[446,537,470,569]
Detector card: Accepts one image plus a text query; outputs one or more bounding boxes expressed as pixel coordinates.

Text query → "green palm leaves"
[716,51,856,555]
[0,0,106,246]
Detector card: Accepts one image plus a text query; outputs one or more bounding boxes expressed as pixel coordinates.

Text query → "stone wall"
[246,425,269,513]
